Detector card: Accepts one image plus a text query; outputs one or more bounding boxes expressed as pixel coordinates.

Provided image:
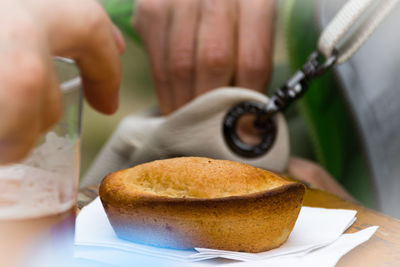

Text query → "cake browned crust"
[99,157,305,252]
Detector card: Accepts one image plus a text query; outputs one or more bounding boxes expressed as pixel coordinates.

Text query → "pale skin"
[0,0,354,202]
[0,0,124,164]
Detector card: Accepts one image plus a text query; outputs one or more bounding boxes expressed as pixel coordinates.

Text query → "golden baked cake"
[99,157,305,252]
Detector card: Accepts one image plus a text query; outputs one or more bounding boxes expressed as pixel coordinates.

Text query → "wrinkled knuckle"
[136,0,165,18]
[201,47,232,75]
[133,0,167,31]
[241,58,269,79]
[82,0,109,33]
[170,54,194,80]
[12,53,47,98]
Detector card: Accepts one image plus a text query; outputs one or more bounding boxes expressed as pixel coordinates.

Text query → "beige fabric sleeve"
[81,88,289,187]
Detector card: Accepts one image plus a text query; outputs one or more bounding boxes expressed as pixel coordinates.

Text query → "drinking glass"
[0,58,82,267]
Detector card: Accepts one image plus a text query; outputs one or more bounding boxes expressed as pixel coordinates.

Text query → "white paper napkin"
[74,197,377,266]
[197,226,378,267]
[75,197,209,262]
[75,226,377,267]
[194,206,357,261]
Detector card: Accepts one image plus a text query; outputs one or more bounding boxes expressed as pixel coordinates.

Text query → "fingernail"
[112,92,119,113]
[112,24,126,54]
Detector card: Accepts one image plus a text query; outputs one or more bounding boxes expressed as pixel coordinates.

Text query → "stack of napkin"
[74,197,377,267]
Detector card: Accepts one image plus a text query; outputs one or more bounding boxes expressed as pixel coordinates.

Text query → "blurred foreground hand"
[133,0,275,115]
[0,0,125,164]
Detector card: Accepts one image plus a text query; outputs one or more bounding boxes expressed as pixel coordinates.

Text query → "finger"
[74,32,121,115]
[167,0,200,110]
[133,0,173,115]
[112,24,126,54]
[74,3,121,115]
[235,0,275,92]
[39,0,122,115]
[0,4,60,163]
[41,61,62,131]
[0,48,47,163]
[287,157,357,202]
[195,0,237,96]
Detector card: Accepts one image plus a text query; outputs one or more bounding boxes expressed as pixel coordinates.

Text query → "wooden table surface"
[78,185,400,267]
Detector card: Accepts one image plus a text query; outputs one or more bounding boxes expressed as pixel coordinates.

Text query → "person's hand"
[0,0,125,164]
[287,157,356,202]
[133,0,275,115]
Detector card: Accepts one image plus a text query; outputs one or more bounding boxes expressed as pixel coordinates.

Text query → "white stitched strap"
[318,0,399,64]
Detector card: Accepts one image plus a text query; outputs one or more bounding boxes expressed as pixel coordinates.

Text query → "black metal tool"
[223,50,337,158]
